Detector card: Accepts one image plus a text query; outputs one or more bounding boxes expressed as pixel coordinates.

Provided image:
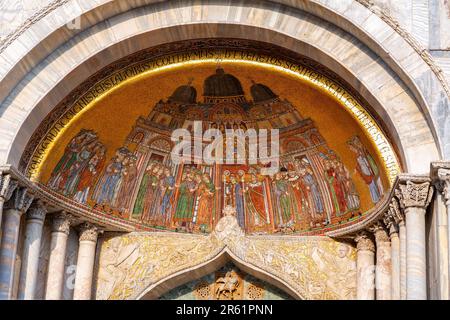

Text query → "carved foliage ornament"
[397,181,433,209]
[437,168,450,203]
[51,212,73,234]
[4,187,34,213]
[368,222,390,243]
[78,222,100,242]
[0,174,19,202]
[354,231,375,253]
[26,201,47,222]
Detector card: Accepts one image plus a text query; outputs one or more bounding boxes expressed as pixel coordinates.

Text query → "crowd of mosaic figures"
[47,129,383,234]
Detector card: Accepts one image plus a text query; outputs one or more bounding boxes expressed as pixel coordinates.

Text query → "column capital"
[436,168,450,204]
[4,187,34,213]
[51,212,74,235]
[395,178,433,210]
[78,222,100,243]
[354,231,375,253]
[26,200,47,222]
[368,221,390,243]
[0,173,18,202]
[383,198,402,235]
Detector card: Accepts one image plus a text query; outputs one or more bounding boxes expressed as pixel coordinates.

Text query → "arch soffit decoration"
[136,248,303,300]
[0,0,445,176]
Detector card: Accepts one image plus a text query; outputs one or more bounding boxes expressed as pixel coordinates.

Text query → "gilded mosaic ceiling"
[29,45,400,236]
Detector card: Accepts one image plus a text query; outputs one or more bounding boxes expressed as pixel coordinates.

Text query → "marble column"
[0,188,33,300]
[354,231,375,300]
[0,174,18,234]
[397,179,434,300]
[399,220,407,299]
[436,167,450,298]
[384,198,403,300]
[73,222,99,300]
[45,212,72,300]
[369,222,392,300]
[17,201,47,300]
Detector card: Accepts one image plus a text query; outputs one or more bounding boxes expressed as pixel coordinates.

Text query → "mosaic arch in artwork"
[33,52,400,236]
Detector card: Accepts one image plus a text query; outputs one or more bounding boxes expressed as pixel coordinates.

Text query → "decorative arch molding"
[137,248,303,300]
[0,0,447,166]
[0,0,444,177]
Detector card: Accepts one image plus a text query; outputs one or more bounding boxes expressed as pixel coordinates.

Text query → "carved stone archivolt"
[95,206,356,300]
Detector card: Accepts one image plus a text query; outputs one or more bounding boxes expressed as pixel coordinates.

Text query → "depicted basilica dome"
[203,68,244,97]
[250,82,278,102]
[168,83,197,104]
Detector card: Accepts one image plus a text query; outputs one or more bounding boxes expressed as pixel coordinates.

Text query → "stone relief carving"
[397,181,434,208]
[95,206,357,300]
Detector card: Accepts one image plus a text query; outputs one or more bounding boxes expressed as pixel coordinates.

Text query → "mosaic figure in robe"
[195,173,215,232]
[272,170,294,227]
[224,174,245,230]
[73,143,106,204]
[244,172,270,232]
[324,159,348,216]
[132,161,157,220]
[158,167,176,226]
[174,170,199,223]
[287,169,310,225]
[48,130,97,192]
[142,163,164,222]
[114,154,139,213]
[297,164,325,224]
[347,136,383,204]
[92,148,130,207]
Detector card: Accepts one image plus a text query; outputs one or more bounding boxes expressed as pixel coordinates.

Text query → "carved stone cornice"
[354,231,375,253]
[26,200,47,222]
[4,187,34,213]
[0,173,19,202]
[396,178,434,210]
[51,212,73,235]
[78,222,100,242]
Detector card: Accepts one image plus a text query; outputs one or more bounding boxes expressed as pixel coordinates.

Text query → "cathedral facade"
[0,0,449,301]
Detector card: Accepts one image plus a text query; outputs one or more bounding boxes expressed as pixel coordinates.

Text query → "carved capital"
[51,212,73,235]
[437,168,450,204]
[78,222,100,242]
[396,180,433,209]
[26,201,47,222]
[368,221,390,243]
[354,231,375,253]
[0,174,19,202]
[4,187,34,213]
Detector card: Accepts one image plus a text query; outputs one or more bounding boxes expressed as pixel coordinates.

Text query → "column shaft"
[399,221,407,299]
[405,207,427,299]
[372,225,392,300]
[355,232,375,300]
[73,223,99,300]
[17,204,46,300]
[390,228,401,299]
[45,214,71,300]
[0,209,22,299]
